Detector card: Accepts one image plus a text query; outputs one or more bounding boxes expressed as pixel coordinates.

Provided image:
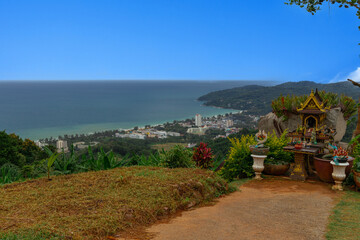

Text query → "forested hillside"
[198,81,360,115]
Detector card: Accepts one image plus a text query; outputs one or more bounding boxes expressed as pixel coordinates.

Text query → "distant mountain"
[198,81,360,116]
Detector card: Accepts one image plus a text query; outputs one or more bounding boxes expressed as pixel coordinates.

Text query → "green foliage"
[271,91,357,121]
[82,146,123,171]
[340,95,358,120]
[0,131,46,167]
[54,145,78,175]
[219,135,256,181]
[350,135,360,172]
[44,147,59,180]
[286,0,360,30]
[265,130,293,164]
[127,152,162,167]
[0,163,21,184]
[160,145,195,168]
[199,81,360,117]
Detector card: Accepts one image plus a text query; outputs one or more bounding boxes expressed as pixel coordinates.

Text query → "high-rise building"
[56,140,69,153]
[195,114,202,126]
[225,119,234,128]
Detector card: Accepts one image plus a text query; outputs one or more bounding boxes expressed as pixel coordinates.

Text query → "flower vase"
[330,161,349,191]
[251,154,266,180]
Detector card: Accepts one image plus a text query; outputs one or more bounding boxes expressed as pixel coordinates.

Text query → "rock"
[258,108,347,142]
[258,112,300,136]
[324,107,347,142]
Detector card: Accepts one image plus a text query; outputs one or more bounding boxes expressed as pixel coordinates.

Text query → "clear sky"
[0,0,359,82]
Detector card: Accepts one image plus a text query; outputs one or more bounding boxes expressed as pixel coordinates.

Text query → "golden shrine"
[288,89,334,144]
[297,89,329,131]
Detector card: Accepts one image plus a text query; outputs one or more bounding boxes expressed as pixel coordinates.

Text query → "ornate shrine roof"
[297,89,329,114]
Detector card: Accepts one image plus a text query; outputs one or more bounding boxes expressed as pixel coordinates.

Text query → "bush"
[219,135,256,181]
[0,163,21,184]
[271,92,357,121]
[192,142,213,169]
[160,145,195,168]
[264,130,293,165]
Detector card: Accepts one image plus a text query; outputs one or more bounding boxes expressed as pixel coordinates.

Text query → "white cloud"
[330,67,360,83]
[347,67,360,82]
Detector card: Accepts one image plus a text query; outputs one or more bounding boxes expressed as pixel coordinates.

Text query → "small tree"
[192,142,214,169]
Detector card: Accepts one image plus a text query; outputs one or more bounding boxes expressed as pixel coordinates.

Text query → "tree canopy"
[286,0,360,29]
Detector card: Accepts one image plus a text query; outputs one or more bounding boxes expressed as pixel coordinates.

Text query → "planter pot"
[294,144,303,150]
[331,161,349,191]
[263,163,290,176]
[250,146,269,155]
[251,154,266,180]
[353,170,360,190]
[314,156,354,183]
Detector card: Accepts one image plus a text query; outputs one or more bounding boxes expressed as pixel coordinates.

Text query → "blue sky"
[0,0,359,82]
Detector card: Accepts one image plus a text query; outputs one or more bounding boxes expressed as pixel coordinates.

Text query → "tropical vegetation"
[219,135,256,181]
[271,91,357,121]
[264,130,293,165]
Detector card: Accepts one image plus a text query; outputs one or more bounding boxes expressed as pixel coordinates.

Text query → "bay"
[0,80,273,140]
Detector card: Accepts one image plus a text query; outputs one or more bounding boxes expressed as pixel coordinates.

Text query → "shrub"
[160,145,195,168]
[264,130,293,164]
[192,142,213,169]
[219,135,256,181]
[349,135,360,173]
[0,163,21,184]
[271,92,357,121]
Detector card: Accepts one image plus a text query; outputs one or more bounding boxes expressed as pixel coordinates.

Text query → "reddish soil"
[143,178,341,240]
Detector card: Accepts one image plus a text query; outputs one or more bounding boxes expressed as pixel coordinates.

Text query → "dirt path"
[145,178,340,240]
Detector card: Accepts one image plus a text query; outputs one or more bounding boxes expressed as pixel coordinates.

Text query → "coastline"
[16,106,239,140]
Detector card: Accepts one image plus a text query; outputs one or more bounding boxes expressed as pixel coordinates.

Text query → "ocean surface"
[0,80,274,140]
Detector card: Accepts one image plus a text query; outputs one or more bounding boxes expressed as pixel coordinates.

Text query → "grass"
[151,143,187,151]
[0,166,232,240]
[326,190,360,240]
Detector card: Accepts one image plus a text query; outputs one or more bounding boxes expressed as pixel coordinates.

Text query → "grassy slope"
[0,166,232,240]
[326,190,360,240]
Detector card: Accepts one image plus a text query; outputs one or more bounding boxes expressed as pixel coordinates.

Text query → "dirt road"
[146,178,339,240]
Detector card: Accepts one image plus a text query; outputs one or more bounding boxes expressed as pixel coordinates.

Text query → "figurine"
[310,129,317,144]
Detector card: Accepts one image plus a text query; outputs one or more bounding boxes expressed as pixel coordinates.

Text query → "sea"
[0,80,274,140]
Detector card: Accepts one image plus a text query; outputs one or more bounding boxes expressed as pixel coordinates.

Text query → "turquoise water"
[0,80,272,140]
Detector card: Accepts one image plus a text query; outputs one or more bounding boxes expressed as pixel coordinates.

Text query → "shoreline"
[15,107,240,141]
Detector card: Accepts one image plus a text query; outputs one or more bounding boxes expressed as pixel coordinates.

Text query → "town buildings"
[56,140,69,153]
[195,114,202,126]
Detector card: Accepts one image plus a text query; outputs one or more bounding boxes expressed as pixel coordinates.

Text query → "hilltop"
[198,81,360,116]
[0,166,231,240]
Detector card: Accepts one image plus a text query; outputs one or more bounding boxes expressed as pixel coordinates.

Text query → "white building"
[56,140,69,153]
[34,140,47,148]
[195,114,202,126]
[167,132,181,137]
[187,127,207,135]
[225,119,234,128]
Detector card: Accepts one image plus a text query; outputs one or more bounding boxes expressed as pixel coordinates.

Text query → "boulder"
[258,108,347,142]
[258,112,300,136]
[324,107,347,142]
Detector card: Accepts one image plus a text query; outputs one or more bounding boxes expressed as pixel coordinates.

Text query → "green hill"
[198,81,360,116]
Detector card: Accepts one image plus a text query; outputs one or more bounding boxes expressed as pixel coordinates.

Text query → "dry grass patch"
[0,166,231,240]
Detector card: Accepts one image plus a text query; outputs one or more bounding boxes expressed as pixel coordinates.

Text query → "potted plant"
[249,130,270,155]
[314,147,354,183]
[263,130,293,176]
[250,130,269,179]
[331,147,350,190]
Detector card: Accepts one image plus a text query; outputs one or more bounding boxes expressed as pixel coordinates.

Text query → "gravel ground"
[146,178,340,240]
